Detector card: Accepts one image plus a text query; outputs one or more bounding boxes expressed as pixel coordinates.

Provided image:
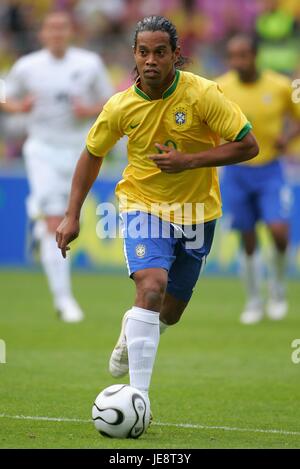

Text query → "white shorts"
[23,138,81,218]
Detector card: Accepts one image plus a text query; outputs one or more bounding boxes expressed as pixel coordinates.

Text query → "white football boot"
[56,297,84,323]
[240,298,264,325]
[109,311,130,378]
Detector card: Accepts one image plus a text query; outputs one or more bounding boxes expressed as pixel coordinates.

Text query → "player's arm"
[149,82,259,173]
[72,99,107,119]
[57,95,122,256]
[189,131,259,167]
[149,132,258,173]
[1,96,34,113]
[72,56,115,119]
[1,59,35,113]
[56,148,103,258]
[275,79,300,151]
[276,121,300,151]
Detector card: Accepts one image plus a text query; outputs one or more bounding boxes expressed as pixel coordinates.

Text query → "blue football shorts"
[120,211,216,302]
[221,159,292,231]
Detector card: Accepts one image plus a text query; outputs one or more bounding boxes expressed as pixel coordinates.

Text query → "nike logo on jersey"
[130,123,140,129]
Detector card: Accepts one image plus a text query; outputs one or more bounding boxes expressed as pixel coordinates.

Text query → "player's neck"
[238,69,260,84]
[48,48,68,59]
[139,70,176,100]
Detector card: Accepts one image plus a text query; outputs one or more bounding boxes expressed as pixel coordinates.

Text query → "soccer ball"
[92,384,150,439]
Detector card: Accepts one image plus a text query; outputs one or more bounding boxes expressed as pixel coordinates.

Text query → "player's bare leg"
[266,222,289,320]
[240,230,264,324]
[159,292,188,327]
[39,215,84,322]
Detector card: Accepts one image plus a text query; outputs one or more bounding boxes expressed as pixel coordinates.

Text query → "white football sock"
[159,319,169,335]
[40,231,73,308]
[268,249,287,298]
[242,252,263,305]
[125,306,160,397]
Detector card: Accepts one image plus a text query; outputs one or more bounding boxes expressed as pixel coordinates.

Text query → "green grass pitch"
[0,271,299,449]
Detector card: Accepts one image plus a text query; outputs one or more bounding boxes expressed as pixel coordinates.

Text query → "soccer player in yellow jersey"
[56,17,258,412]
[217,35,300,324]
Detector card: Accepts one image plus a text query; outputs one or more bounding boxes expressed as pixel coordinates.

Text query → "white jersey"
[5,47,114,147]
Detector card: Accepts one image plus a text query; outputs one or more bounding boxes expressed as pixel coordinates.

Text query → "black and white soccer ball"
[92,384,150,439]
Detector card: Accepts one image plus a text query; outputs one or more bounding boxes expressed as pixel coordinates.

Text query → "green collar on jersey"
[134,69,180,101]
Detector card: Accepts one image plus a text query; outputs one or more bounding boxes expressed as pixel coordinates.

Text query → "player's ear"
[174,46,181,64]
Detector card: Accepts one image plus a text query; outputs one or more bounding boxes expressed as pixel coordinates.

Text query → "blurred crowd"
[1,0,300,164]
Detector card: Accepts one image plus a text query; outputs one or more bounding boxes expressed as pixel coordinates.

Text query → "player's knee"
[274,237,288,253]
[241,231,256,255]
[269,223,289,252]
[139,282,166,309]
[134,273,167,310]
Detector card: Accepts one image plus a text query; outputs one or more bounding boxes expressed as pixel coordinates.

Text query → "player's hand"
[275,135,289,152]
[19,95,35,113]
[148,143,191,173]
[56,216,80,259]
[72,98,92,118]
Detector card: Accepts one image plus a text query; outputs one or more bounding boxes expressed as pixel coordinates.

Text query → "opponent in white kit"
[3,11,114,322]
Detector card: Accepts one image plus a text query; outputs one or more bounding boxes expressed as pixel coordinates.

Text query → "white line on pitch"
[0,413,299,437]
[0,414,91,423]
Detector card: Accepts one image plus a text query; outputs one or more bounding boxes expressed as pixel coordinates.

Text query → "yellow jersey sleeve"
[86,96,124,157]
[200,82,250,142]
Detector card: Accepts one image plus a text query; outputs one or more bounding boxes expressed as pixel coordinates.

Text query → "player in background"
[56,17,258,411]
[2,11,114,322]
[217,35,300,325]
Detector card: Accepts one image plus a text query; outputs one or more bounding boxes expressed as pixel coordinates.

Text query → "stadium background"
[1,0,300,451]
[0,0,300,275]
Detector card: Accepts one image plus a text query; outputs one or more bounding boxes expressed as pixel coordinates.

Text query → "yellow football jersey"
[86,70,250,224]
[217,70,300,166]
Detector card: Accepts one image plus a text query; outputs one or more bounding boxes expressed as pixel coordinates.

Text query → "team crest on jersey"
[175,110,186,125]
[135,244,146,258]
[172,106,191,128]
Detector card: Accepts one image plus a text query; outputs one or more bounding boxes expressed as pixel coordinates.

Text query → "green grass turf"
[0,271,300,449]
